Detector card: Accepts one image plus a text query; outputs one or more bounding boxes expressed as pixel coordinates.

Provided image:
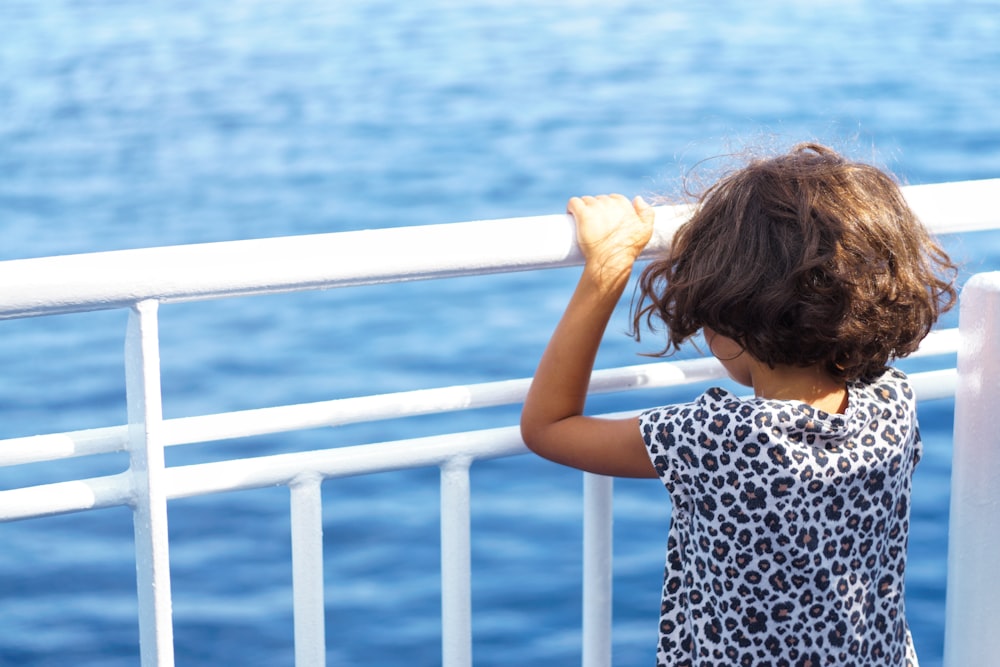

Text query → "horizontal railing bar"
[0,427,527,522]
[164,426,526,500]
[0,472,133,522]
[0,329,960,468]
[907,368,958,402]
[0,367,959,521]
[913,327,960,356]
[0,426,130,467]
[0,206,689,320]
[162,356,727,445]
[0,357,723,468]
[902,179,1000,234]
[0,180,997,320]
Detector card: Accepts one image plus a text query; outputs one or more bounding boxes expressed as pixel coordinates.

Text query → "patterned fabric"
[640,367,920,667]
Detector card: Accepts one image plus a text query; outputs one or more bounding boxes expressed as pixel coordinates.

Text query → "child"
[520,143,957,667]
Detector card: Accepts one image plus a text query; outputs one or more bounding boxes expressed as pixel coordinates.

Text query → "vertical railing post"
[125,300,175,667]
[290,475,327,667]
[944,271,1000,666]
[582,473,613,667]
[440,458,472,667]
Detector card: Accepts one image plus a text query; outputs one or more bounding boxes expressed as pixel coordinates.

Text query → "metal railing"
[1,178,998,667]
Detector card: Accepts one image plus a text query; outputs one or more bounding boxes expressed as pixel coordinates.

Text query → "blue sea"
[1,1,999,665]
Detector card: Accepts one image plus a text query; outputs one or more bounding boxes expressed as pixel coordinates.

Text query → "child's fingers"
[566,196,594,217]
[633,196,656,225]
[567,193,630,215]
[567,195,653,244]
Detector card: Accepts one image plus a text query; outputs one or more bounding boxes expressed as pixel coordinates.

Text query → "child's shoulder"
[640,385,747,425]
[855,365,908,385]
[850,366,915,405]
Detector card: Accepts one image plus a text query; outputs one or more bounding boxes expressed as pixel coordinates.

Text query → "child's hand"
[567,194,655,283]
[521,193,660,479]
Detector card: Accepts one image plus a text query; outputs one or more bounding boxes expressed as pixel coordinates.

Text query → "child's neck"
[750,363,848,414]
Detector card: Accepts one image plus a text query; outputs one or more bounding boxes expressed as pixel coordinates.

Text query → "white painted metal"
[582,474,614,667]
[0,425,128,467]
[125,300,176,667]
[944,271,1000,666]
[0,179,996,321]
[902,179,1000,234]
[290,475,327,667]
[440,458,473,667]
[0,365,962,523]
[167,427,524,501]
[0,472,132,521]
[0,326,958,468]
[0,356,725,467]
[0,207,685,319]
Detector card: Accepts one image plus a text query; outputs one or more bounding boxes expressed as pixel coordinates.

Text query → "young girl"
[520,143,957,667]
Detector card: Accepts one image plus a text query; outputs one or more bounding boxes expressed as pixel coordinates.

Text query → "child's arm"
[520,194,658,479]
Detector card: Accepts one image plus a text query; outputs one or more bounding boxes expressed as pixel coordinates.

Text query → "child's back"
[642,368,919,665]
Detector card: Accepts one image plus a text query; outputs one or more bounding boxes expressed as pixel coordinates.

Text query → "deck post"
[582,473,613,667]
[440,458,473,667]
[944,271,1000,666]
[126,300,176,667]
[290,475,327,667]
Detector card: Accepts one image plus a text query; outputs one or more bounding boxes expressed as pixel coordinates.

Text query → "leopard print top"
[640,367,920,667]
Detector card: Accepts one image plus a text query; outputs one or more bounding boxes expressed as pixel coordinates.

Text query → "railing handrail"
[0,178,997,320]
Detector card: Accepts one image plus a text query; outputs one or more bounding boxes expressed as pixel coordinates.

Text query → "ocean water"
[1,1,999,665]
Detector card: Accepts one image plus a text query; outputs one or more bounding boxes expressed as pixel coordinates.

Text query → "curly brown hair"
[632,143,958,381]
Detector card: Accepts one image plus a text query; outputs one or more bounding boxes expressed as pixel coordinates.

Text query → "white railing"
[0,178,998,667]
